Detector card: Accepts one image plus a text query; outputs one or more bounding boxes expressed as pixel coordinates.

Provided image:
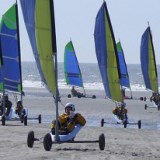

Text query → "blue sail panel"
[64,41,83,87]
[94,2,122,102]
[140,27,158,93]
[0,4,22,93]
[117,42,130,88]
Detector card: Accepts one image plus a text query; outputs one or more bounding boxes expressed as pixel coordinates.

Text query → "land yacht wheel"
[38,114,42,124]
[123,120,127,128]
[43,133,52,151]
[138,120,141,129]
[92,95,96,99]
[27,131,34,148]
[101,119,104,127]
[2,115,5,126]
[24,115,27,126]
[68,94,71,98]
[144,104,147,110]
[99,133,105,150]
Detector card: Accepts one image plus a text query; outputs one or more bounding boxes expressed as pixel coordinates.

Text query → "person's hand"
[69,111,76,119]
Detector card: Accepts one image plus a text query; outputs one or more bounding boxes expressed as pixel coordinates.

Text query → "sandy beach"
[0,89,160,160]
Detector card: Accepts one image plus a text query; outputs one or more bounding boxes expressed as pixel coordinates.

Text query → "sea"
[22,62,157,92]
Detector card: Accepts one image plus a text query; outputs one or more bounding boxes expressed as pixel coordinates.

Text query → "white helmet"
[65,103,75,112]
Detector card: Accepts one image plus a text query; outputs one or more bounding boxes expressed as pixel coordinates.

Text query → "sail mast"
[15,1,23,101]
[50,0,60,141]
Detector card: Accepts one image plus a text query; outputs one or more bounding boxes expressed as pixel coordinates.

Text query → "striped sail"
[64,41,83,87]
[140,26,158,93]
[94,1,122,102]
[20,0,57,95]
[117,41,130,88]
[0,3,22,94]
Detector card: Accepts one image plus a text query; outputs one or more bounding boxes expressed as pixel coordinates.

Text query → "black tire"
[144,104,147,110]
[2,115,5,126]
[99,133,105,150]
[144,97,146,101]
[21,118,23,123]
[158,105,160,111]
[101,119,104,127]
[27,131,34,148]
[43,133,52,151]
[138,120,141,129]
[38,114,41,124]
[77,95,81,98]
[68,94,71,98]
[92,95,96,99]
[140,97,143,101]
[24,115,27,126]
[123,120,127,128]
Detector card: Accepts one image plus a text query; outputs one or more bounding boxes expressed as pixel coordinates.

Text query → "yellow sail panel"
[148,34,158,93]
[35,0,56,94]
[105,9,122,102]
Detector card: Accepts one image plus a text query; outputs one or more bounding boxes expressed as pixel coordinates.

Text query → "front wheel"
[43,133,52,151]
[99,133,105,150]
[68,94,71,98]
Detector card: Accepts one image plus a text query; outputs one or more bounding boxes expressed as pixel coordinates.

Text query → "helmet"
[65,103,75,112]
[17,100,22,105]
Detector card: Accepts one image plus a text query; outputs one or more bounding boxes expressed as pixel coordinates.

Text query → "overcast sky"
[0,0,160,64]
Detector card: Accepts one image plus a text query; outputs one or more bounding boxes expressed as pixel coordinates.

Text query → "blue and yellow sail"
[94,1,122,102]
[64,41,83,88]
[20,0,57,95]
[0,3,22,94]
[140,26,158,93]
[117,41,130,88]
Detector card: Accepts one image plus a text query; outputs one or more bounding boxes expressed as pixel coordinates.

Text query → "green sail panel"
[35,1,56,94]
[64,41,83,87]
[20,0,57,95]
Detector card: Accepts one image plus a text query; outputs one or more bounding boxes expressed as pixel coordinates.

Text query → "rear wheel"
[138,120,141,129]
[101,119,104,127]
[99,133,105,150]
[24,115,27,126]
[43,133,52,151]
[27,131,34,148]
[92,95,96,99]
[68,94,71,98]
[2,115,5,126]
[38,114,41,124]
[158,105,160,111]
[144,104,147,110]
[123,120,127,128]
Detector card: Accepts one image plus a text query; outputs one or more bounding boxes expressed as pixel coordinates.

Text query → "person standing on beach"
[51,103,86,135]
